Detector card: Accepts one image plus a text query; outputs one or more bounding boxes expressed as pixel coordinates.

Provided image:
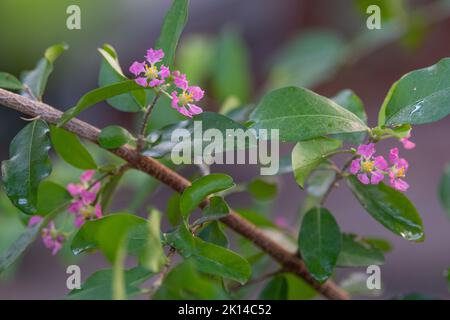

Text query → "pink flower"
[388,148,410,191]
[41,222,65,256]
[350,143,388,185]
[129,61,146,77]
[130,48,169,88]
[275,216,288,228]
[172,71,188,90]
[400,132,416,150]
[28,215,43,228]
[66,171,103,228]
[145,48,164,65]
[171,85,204,118]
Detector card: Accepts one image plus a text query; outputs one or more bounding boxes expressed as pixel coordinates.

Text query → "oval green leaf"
[2,120,52,214]
[347,176,424,241]
[71,213,147,263]
[298,207,341,282]
[98,125,133,149]
[180,173,235,217]
[291,137,342,188]
[58,80,144,126]
[0,72,23,90]
[50,125,97,169]
[155,0,189,68]
[250,86,368,142]
[379,57,450,126]
[337,233,384,267]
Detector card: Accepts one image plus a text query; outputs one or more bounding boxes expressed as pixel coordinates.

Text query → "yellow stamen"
[361,161,374,172]
[396,166,405,178]
[179,91,193,105]
[145,65,158,79]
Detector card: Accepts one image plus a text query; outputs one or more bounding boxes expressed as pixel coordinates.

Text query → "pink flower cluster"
[129,48,204,118]
[27,170,104,255]
[28,217,66,256]
[350,142,411,192]
[67,170,103,228]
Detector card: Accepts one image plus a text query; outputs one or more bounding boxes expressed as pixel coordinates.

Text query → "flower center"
[361,161,374,172]
[179,92,193,105]
[396,166,405,178]
[145,65,158,79]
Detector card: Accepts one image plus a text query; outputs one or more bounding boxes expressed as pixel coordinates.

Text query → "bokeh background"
[1,0,450,299]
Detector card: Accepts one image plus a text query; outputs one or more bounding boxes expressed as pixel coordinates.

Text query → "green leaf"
[58,80,144,126]
[212,28,252,103]
[339,272,383,298]
[0,72,23,90]
[285,273,317,300]
[250,87,368,142]
[193,196,229,226]
[71,213,148,263]
[347,176,424,241]
[291,137,342,188]
[99,173,124,213]
[156,0,189,68]
[112,237,127,300]
[331,90,367,144]
[268,30,346,89]
[2,120,52,214]
[144,112,250,158]
[180,173,235,218]
[247,179,277,201]
[363,237,393,253]
[98,125,133,149]
[67,267,153,300]
[198,221,229,247]
[259,275,288,300]
[439,163,450,217]
[299,208,341,282]
[153,260,229,299]
[0,222,41,274]
[37,181,71,216]
[167,192,182,226]
[165,224,251,283]
[305,165,336,197]
[21,43,68,100]
[379,58,450,126]
[98,44,145,112]
[50,125,97,170]
[139,209,166,273]
[337,233,384,267]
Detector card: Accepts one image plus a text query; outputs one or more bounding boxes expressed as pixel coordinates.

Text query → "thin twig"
[137,92,161,153]
[148,247,177,297]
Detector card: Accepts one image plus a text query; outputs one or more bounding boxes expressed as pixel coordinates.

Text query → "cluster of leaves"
[0,0,449,300]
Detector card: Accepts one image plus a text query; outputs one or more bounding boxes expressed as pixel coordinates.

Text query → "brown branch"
[0,88,349,300]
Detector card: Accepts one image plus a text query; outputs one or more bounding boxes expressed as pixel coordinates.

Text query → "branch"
[0,88,349,300]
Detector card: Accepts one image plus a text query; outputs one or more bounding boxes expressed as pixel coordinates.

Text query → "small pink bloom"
[356,143,375,158]
[400,133,416,150]
[187,86,204,101]
[94,203,103,219]
[67,183,83,197]
[159,65,170,79]
[187,104,203,116]
[149,78,165,87]
[178,107,192,118]
[41,222,65,255]
[129,61,146,76]
[80,170,96,183]
[68,200,83,213]
[135,77,148,87]
[357,173,370,185]
[80,190,97,205]
[28,215,43,228]
[146,48,164,65]
[172,71,188,90]
[349,159,361,174]
[350,144,387,185]
[388,148,409,191]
